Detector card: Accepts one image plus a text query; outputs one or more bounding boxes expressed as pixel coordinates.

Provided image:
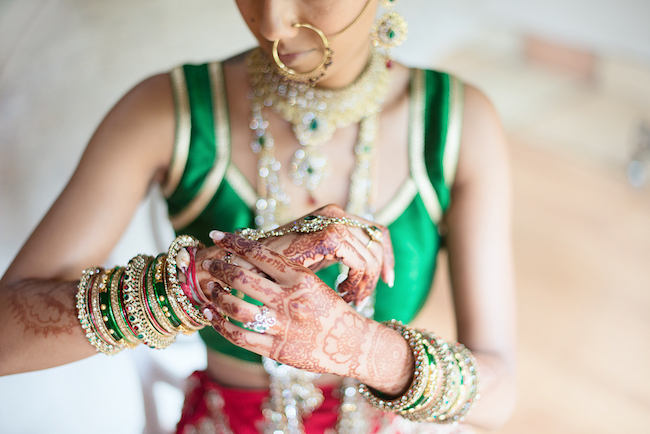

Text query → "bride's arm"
[0,73,176,375]
[428,84,517,430]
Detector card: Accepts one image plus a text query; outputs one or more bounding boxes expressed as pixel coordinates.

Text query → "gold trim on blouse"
[170,62,231,230]
[443,76,464,189]
[409,69,443,224]
[226,165,258,208]
[374,179,417,226]
[163,66,192,198]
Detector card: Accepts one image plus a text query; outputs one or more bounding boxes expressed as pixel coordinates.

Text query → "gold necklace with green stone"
[247,47,390,229]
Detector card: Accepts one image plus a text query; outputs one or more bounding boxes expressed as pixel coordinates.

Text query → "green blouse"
[162,62,464,363]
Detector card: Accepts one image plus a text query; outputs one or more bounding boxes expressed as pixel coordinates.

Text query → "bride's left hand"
[205,204,394,304]
[201,231,414,394]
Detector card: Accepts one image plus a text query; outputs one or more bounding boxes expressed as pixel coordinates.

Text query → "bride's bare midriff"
[206,348,343,389]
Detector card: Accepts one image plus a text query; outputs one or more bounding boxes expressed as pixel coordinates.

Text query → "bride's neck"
[315,42,373,89]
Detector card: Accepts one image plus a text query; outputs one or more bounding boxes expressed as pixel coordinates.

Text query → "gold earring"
[272,23,333,86]
[372,1,408,60]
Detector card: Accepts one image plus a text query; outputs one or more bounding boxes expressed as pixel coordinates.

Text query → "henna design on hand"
[7,280,78,337]
[367,325,413,384]
[279,225,347,268]
[270,275,339,373]
[208,305,265,351]
[226,235,295,275]
[209,231,386,378]
[205,259,276,298]
[323,312,369,377]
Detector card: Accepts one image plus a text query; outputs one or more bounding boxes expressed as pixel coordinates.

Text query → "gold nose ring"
[272,23,333,84]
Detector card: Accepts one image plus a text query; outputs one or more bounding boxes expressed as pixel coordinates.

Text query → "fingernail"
[203,308,214,321]
[388,269,395,288]
[202,259,213,270]
[210,230,225,241]
[207,281,215,291]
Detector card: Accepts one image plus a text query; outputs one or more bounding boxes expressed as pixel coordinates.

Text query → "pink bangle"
[184,247,210,307]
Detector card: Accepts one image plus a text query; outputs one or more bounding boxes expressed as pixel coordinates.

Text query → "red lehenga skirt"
[176,371,474,434]
[176,370,341,434]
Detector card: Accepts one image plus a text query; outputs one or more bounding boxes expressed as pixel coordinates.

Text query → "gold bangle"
[358,320,430,412]
[109,267,138,348]
[444,343,479,423]
[158,255,194,335]
[401,332,480,424]
[401,334,446,417]
[90,268,122,348]
[76,267,123,355]
[145,255,177,335]
[165,235,210,329]
[124,254,176,349]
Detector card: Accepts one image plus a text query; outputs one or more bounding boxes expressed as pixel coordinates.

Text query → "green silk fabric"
[165,64,456,363]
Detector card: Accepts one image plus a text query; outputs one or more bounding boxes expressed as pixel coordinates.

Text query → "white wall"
[482,0,650,61]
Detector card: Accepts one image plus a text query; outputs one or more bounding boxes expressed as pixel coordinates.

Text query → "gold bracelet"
[358,320,430,412]
[145,255,177,335]
[165,235,210,330]
[76,267,123,355]
[402,332,480,424]
[402,333,446,417]
[358,320,480,424]
[109,267,138,348]
[238,214,383,243]
[124,255,176,349]
[90,268,122,348]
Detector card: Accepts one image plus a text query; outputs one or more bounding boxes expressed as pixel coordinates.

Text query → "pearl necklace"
[248,48,388,230]
[248,48,390,196]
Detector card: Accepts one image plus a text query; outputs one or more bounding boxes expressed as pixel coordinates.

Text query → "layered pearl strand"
[247,48,390,229]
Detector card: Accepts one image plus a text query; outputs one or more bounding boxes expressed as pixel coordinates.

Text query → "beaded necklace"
[248,47,390,220]
[246,48,391,433]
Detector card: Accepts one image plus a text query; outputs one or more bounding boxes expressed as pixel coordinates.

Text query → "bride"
[0,1,516,432]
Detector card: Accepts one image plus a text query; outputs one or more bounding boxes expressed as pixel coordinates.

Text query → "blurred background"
[1,0,649,432]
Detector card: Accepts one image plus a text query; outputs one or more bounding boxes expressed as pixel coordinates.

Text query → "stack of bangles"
[358,320,480,424]
[75,235,211,355]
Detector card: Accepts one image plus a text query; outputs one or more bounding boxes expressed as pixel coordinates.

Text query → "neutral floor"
[437,42,650,433]
[1,2,650,433]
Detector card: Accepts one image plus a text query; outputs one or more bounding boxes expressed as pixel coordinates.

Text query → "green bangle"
[124,254,176,349]
[99,268,125,343]
[90,269,122,348]
[76,267,123,355]
[109,267,139,348]
[401,338,437,413]
[153,255,184,330]
[444,343,479,423]
[143,256,176,336]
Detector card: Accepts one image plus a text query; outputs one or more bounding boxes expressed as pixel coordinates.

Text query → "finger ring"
[222,253,235,293]
[243,306,276,334]
[365,225,383,243]
[366,239,374,249]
